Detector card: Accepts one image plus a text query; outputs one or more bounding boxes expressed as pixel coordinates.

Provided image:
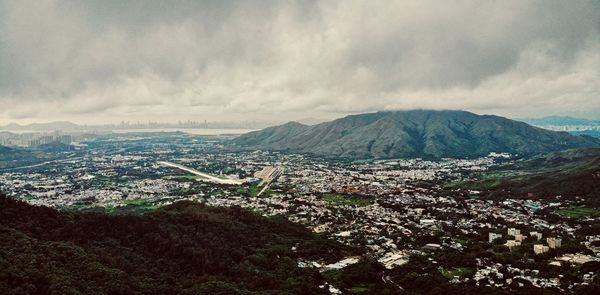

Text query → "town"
[0,132,598,292]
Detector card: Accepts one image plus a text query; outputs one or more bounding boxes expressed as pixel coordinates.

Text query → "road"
[158,161,244,185]
[257,182,270,197]
[0,157,84,172]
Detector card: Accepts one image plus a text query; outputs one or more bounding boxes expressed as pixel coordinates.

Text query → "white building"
[506,240,521,250]
[534,244,549,255]
[547,237,562,249]
[508,228,521,237]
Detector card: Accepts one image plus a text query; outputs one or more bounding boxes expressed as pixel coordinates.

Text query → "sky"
[1,0,599,125]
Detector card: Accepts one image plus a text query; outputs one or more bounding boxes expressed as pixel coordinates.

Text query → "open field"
[442,267,473,279]
[558,207,600,218]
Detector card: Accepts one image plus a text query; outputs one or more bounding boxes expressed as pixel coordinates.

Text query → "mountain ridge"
[518,116,600,126]
[232,110,600,159]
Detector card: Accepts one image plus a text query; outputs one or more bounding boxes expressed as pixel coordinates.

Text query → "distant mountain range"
[232,110,600,159]
[518,116,600,126]
[1,121,82,131]
[0,121,276,131]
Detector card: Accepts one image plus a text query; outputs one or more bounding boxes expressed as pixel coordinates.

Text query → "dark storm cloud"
[0,0,598,124]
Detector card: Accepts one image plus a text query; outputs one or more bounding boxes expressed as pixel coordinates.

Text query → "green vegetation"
[167,174,207,180]
[451,148,600,204]
[558,207,600,218]
[238,184,273,198]
[233,110,600,159]
[92,199,162,214]
[0,145,46,169]
[248,184,261,197]
[441,267,473,279]
[92,176,128,186]
[321,194,373,207]
[347,286,370,294]
[0,195,361,294]
[321,260,397,294]
[124,198,148,206]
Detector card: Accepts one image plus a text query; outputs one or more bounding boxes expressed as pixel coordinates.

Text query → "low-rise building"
[534,244,549,255]
[547,237,562,249]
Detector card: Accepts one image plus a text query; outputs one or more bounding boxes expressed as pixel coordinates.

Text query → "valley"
[1,130,599,293]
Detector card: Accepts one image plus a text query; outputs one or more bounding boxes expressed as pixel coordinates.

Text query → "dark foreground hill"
[3,198,599,294]
[453,148,600,204]
[232,110,600,159]
[0,196,363,295]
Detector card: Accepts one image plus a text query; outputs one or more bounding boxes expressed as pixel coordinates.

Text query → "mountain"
[518,116,600,127]
[232,110,600,159]
[0,121,81,131]
[453,148,600,204]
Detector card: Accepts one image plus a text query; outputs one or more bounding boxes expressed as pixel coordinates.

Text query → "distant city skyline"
[1,1,599,124]
[1,112,599,128]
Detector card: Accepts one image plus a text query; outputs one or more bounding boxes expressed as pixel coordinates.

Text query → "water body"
[112,128,256,135]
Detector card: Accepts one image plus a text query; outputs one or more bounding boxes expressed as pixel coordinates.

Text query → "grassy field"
[441,267,473,279]
[248,184,261,197]
[558,207,600,218]
[167,174,207,180]
[321,194,372,207]
[239,184,273,198]
[104,198,162,214]
[347,286,370,294]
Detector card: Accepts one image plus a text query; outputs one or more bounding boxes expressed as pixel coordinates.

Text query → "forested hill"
[0,196,359,295]
[232,110,600,159]
[1,196,537,295]
[0,145,40,169]
[453,148,600,204]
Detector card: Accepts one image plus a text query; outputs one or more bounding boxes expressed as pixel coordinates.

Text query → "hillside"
[0,196,385,294]
[232,110,600,159]
[453,148,600,203]
[0,121,81,131]
[0,145,42,169]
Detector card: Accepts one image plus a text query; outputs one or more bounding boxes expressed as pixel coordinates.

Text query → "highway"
[0,156,85,172]
[158,161,244,185]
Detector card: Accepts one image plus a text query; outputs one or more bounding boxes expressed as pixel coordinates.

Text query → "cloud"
[0,0,599,124]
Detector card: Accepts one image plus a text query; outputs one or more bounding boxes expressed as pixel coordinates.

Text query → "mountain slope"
[453,148,600,203]
[0,145,42,169]
[0,121,81,131]
[0,196,363,294]
[233,110,600,159]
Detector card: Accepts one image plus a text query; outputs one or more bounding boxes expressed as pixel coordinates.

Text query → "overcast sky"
[1,0,599,125]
